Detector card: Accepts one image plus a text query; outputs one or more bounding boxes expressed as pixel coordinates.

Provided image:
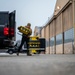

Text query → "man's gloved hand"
[18,26,21,30]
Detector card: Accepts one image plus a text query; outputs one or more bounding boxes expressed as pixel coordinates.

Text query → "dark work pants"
[18,36,29,54]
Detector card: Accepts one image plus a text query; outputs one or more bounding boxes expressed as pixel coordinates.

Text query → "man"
[17,23,32,56]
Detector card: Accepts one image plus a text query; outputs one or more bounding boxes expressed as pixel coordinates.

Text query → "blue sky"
[0,0,56,40]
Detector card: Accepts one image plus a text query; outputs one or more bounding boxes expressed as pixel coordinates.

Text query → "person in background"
[17,23,32,56]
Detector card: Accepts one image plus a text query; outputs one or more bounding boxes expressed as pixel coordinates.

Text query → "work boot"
[27,53,32,56]
[16,52,19,56]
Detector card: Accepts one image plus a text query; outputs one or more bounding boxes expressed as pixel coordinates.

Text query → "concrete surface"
[0,54,75,75]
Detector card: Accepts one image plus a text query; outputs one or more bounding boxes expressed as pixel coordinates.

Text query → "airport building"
[40,0,75,54]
